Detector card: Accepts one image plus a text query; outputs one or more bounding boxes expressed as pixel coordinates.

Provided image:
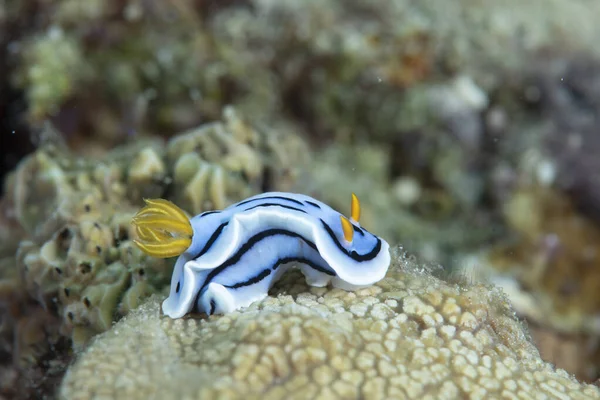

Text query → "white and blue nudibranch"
[131,192,391,318]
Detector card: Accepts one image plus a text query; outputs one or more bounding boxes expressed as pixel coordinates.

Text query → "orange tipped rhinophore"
[340,193,362,243]
[350,192,361,223]
[340,215,354,243]
[131,199,193,258]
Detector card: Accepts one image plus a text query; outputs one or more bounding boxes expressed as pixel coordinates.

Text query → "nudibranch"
[132,192,391,318]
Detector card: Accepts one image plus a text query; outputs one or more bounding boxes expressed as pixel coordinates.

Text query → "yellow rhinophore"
[340,215,354,243]
[350,192,361,223]
[131,198,193,258]
[341,193,362,243]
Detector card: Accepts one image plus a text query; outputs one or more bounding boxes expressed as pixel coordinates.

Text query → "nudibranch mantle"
[133,192,391,318]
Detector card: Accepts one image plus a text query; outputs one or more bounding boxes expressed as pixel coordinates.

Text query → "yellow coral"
[59,254,600,399]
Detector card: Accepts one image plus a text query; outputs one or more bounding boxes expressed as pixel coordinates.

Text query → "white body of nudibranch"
[162,192,391,318]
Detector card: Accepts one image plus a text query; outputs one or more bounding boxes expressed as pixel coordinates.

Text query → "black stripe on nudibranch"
[193,202,309,262]
[209,299,216,315]
[198,229,326,294]
[320,219,381,261]
[223,256,335,290]
[200,210,221,218]
[272,256,335,276]
[190,222,229,259]
[224,268,272,289]
[305,201,321,209]
[236,195,304,207]
[353,225,365,236]
[243,203,308,214]
[190,200,308,263]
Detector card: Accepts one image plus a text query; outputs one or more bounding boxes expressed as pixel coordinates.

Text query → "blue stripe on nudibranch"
[161,192,391,319]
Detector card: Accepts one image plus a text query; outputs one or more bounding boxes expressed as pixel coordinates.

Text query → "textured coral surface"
[4,0,600,394]
[60,254,599,400]
[0,107,307,398]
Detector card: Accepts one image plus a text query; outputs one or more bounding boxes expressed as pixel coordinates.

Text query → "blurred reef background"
[1,0,600,398]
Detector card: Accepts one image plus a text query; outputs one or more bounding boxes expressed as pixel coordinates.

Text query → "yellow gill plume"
[131,198,193,258]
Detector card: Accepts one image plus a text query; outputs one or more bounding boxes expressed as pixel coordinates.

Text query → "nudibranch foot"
[196,282,237,316]
[186,260,337,318]
[330,277,369,291]
[133,192,391,319]
[297,263,334,287]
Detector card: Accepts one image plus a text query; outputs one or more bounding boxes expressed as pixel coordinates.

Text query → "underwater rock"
[1,138,175,356]
[298,144,496,267]
[167,109,262,213]
[126,146,167,201]
[210,0,600,143]
[0,107,308,365]
[537,58,600,225]
[459,185,600,382]
[9,0,600,150]
[490,187,600,333]
[528,324,600,385]
[167,106,309,214]
[0,193,27,259]
[60,252,600,399]
[5,139,167,237]
[0,254,69,399]
[15,190,171,350]
[12,26,88,122]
